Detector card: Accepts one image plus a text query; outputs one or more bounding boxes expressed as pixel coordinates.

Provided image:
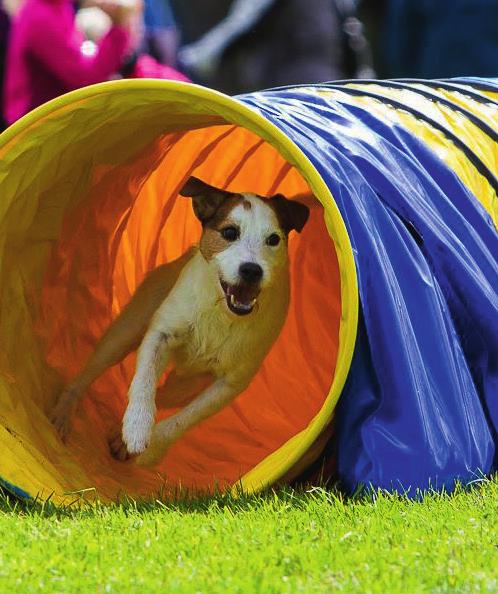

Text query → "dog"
[50,176,310,466]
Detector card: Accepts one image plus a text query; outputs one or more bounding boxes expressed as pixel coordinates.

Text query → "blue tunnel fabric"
[443,77,498,93]
[239,81,498,493]
[357,78,498,107]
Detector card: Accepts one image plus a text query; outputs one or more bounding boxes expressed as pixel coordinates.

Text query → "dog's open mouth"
[220,280,259,316]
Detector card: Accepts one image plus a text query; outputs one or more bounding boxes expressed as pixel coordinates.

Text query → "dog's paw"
[108,432,132,461]
[49,387,79,441]
[122,402,156,455]
[134,419,180,467]
[135,437,167,467]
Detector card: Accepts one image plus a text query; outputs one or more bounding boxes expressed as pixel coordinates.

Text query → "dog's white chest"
[173,311,244,376]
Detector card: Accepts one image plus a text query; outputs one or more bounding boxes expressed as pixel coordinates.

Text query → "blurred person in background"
[75,0,189,80]
[0,0,22,130]
[3,0,138,124]
[384,0,498,79]
[142,0,179,66]
[356,0,387,77]
[0,3,9,130]
[173,0,375,95]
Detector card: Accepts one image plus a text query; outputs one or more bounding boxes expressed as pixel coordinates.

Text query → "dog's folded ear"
[180,176,232,224]
[269,194,310,234]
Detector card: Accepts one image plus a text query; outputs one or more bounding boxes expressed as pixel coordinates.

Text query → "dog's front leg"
[121,329,170,455]
[135,377,246,466]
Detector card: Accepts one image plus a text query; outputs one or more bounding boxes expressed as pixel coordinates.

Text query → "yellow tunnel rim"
[0,79,359,500]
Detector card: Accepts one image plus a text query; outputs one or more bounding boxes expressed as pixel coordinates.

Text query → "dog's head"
[180,176,310,316]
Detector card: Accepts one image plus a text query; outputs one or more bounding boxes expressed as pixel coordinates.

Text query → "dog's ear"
[269,194,310,234]
[180,176,231,224]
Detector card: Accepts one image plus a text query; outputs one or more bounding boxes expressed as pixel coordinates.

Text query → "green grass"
[0,478,497,594]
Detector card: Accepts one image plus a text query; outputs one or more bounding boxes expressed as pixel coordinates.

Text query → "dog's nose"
[239,262,263,284]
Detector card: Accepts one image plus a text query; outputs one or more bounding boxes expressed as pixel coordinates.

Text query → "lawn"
[0,478,496,594]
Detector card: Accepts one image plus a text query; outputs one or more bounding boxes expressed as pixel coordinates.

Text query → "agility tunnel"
[0,78,496,503]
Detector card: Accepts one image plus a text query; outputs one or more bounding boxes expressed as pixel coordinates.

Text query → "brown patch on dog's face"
[203,195,243,228]
[199,196,245,261]
[200,227,231,261]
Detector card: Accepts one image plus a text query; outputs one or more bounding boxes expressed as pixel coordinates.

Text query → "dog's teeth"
[228,292,256,311]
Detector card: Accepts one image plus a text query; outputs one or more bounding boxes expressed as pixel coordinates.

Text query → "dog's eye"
[266,233,280,247]
[221,226,239,242]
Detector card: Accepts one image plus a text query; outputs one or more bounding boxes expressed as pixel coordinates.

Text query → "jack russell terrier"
[51,177,310,466]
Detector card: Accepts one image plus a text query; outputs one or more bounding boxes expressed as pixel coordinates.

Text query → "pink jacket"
[131,54,190,82]
[4,0,129,124]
